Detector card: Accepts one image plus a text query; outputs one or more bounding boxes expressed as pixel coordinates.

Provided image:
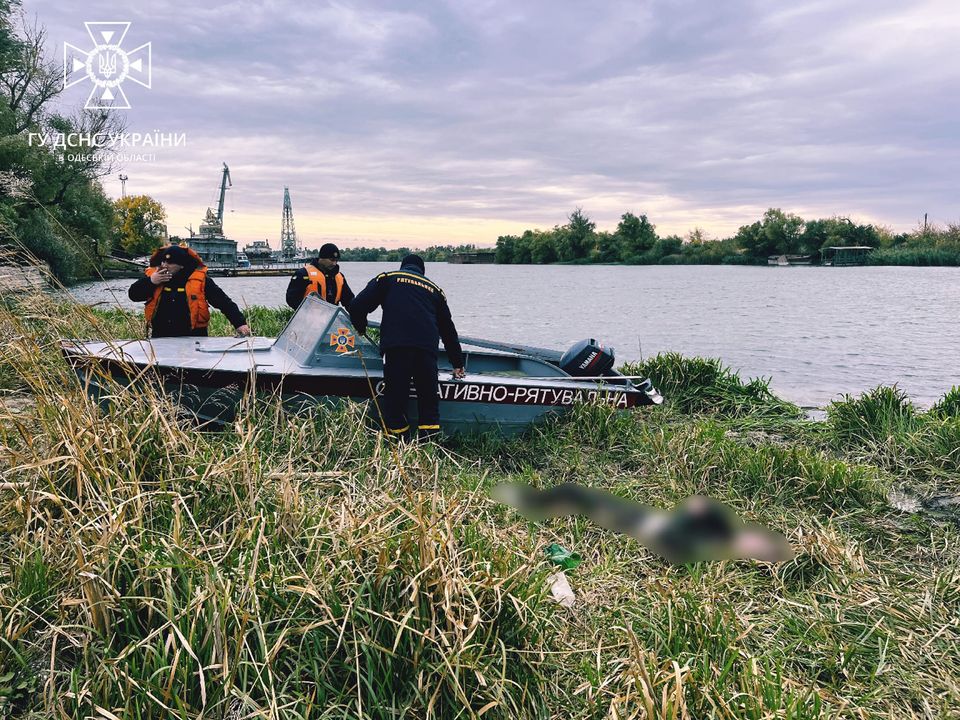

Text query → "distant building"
[182,164,239,266]
[172,207,239,266]
[819,246,874,266]
[243,239,274,264]
[448,251,496,264]
[185,236,238,266]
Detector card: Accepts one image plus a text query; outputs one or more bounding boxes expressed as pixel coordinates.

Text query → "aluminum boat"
[61,296,662,435]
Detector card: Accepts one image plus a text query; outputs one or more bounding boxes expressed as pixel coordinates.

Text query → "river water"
[66,263,960,409]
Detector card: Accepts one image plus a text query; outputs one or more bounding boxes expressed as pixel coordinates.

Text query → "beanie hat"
[318,243,340,260]
[401,254,425,273]
[160,245,192,266]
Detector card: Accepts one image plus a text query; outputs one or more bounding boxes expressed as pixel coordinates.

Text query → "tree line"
[494,208,960,266]
[336,244,484,263]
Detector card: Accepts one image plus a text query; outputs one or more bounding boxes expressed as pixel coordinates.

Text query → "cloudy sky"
[29,0,960,248]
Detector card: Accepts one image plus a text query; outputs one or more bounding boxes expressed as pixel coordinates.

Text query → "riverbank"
[0,297,958,718]
[57,250,960,287]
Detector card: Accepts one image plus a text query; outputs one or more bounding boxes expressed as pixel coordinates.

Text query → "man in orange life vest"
[128,245,251,338]
[285,243,355,310]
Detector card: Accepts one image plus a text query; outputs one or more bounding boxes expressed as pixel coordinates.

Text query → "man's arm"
[204,277,248,331]
[128,276,155,302]
[348,275,385,334]
[437,296,465,370]
[285,269,309,310]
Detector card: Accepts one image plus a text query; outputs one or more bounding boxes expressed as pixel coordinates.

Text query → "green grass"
[929,386,960,419]
[622,353,801,422]
[827,386,919,449]
[0,293,958,718]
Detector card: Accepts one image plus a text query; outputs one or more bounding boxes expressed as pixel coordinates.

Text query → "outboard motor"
[559,339,615,377]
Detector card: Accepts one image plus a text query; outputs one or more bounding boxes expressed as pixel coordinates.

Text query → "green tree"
[764,208,805,255]
[0,8,61,135]
[593,231,619,263]
[114,195,167,255]
[732,220,764,257]
[0,2,21,75]
[530,230,558,263]
[495,235,516,264]
[0,6,121,281]
[799,217,880,257]
[735,208,805,258]
[652,234,682,262]
[616,212,657,263]
[681,235,740,264]
[512,231,533,264]
[798,218,834,255]
[557,208,595,261]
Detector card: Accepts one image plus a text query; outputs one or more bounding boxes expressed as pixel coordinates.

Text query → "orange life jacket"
[304,264,345,304]
[144,246,211,331]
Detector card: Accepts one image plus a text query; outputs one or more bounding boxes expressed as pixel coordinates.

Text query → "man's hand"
[150,269,172,285]
[452,367,466,380]
[235,324,252,337]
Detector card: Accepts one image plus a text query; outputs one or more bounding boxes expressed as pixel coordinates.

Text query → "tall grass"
[866,247,960,266]
[828,386,918,448]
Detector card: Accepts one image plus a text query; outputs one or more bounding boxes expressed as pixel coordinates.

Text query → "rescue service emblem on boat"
[329,327,355,353]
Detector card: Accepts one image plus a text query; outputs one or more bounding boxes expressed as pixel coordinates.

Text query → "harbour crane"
[280,186,298,260]
[197,163,232,239]
[216,163,232,225]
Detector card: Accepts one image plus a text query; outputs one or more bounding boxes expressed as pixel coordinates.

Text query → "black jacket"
[349,264,464,367]
[285,261,355,310]
[129,271,247,338]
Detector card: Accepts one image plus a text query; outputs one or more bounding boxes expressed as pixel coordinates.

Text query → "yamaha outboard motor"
[560,339,615,377]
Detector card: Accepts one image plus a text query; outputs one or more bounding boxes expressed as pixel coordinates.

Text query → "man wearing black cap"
[285,243,355,310]
[129,244,251,338]
[350,254,466,439]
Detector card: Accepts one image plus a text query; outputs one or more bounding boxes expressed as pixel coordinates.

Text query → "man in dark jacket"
[350,254,466,438]
[129,245,250,338]
[285,243,355,310]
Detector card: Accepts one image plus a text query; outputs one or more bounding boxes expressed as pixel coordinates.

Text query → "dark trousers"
[381,347,440,435]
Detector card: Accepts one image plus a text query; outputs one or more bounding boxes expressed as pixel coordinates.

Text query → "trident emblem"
[98,51,117,78]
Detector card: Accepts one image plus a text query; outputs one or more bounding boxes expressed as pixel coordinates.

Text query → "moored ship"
[242,239,274,263]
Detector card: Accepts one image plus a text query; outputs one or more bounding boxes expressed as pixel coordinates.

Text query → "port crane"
[198,163,231,238]
[280,186,299,260]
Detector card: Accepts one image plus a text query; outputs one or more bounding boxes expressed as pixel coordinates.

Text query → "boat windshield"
[274,295,378,366]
